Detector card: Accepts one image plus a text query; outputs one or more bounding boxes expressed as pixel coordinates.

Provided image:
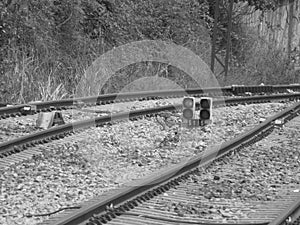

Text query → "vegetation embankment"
[0,0,298,103]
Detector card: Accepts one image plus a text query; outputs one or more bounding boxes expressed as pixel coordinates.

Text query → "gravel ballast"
[0,102,297,225]
[149,115,300,222]
[0,98,290,141]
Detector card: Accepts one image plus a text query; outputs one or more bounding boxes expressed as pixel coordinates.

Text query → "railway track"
[1,84,299,120]
[37,96,300,225]
[0,93,300,168]
[1,91,299,225]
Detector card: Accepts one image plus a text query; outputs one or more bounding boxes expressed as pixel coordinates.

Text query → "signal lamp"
[182,97,196,120]
[199,97,212,122]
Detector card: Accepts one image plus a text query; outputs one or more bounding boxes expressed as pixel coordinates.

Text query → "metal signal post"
[210,0,234,82]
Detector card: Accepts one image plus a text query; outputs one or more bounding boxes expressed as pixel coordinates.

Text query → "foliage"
[38,76,68,101]
[207,0,279,59]
[226,28,299,85]
[0,0,213,103]
[207,0,295,85]
[235,0,279,11]
[0,0,295,103]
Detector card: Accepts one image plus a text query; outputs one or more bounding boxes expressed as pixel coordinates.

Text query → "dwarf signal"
[182,97,199,128]
[182,97,196,120]
[199,97,212,125]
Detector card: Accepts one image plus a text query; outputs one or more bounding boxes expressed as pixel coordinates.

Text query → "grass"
[37,76,68,102]
[224,29,299,86]
[1,32,299,104]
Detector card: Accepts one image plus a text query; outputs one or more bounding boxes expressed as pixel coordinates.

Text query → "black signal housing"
[199,97,212,124]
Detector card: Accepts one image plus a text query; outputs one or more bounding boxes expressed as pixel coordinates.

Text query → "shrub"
[226,27,299,85]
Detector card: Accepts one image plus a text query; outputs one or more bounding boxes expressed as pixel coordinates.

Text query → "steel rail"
[1,93,300,158]
[1,84,299,120]
[0,87,231,119]
[40,96,300,225]
[268,196,300,225]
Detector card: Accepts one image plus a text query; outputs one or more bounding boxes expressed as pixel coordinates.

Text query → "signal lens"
[183,109,193,119]
[200,110,210,120]
[200,99,210,108]
[183,98,194,108]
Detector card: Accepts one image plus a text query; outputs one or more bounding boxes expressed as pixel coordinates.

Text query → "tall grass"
[2,28,298,104]
[1,47,70,103]
[37,76,68,102]
[226,29,299,85]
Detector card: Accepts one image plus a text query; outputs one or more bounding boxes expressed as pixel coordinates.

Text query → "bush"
[226,27,299,85]
[0,0,212,103]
